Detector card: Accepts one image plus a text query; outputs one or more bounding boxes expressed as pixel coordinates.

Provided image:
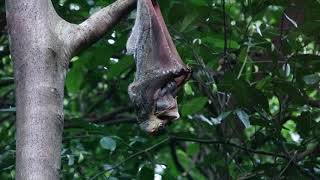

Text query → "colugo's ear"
[127,0,191,134]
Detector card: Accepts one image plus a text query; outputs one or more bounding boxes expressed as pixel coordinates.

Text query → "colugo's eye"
[126,0,191,133]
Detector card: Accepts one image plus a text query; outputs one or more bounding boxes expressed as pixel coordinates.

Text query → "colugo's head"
[127,0,191,133]
[128,68,190,133]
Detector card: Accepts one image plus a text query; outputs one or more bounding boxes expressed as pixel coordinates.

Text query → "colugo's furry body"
[126,0,190,133]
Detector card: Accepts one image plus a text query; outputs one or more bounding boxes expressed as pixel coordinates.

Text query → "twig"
[89,137,169,180]
[237,38,251,79]
[222,0,227,55]
[277,152,297,178]
[170,135,287,159]
[88,106,133,123]
[85,90,114,115]
[64,117,136,129]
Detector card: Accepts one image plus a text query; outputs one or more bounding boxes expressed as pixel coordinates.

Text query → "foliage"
[1,0,320,179]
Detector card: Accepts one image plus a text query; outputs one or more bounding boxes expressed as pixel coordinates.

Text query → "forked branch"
[57,0,136,57]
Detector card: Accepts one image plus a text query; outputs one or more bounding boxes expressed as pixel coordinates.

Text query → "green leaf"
[67,155,75,166]
[108,56,133,79]
[189,0,207,6]
[177,150,192,170]
[176,150,206,180]
[109,177,118,180]
[181,97,207,115]
[66,61,85,93]
[183,83,194,95]
[162,170,176,180]
[78,153,84,163]
[180,12,198,32]
[220,73,269,110]
[186,143,200,155]
[100,137,117,151]
[272,79,305,104]
[296,112,317,138]
[203,36,240,49]
[303,73,320,85]
[235,109,250,128]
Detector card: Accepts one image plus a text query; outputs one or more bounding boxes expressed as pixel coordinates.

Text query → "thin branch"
[64,116,136,129]
[91,116,137,125]
[88,106,134,124]
[222,0,227,55]
[277,152,297,179]
[85,91,114,115]
[61,0,136,57]
[170,135,287,159]
[90,137,169,180]
[296,143,320,161]
[292,163,318,180]
[86,134,318,180]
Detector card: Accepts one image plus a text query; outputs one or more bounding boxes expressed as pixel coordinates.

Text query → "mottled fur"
[127,0,190,133]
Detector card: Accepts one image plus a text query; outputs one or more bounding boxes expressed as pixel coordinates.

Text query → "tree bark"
[5,0,135,179]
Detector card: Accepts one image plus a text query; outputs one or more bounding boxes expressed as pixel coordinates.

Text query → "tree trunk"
[6,1,68,179]
[5,0,135,179]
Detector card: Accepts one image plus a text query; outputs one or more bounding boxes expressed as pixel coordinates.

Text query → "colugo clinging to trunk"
[126,0,191,133]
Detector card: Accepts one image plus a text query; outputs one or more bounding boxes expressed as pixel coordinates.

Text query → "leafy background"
[1,0,320,179]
